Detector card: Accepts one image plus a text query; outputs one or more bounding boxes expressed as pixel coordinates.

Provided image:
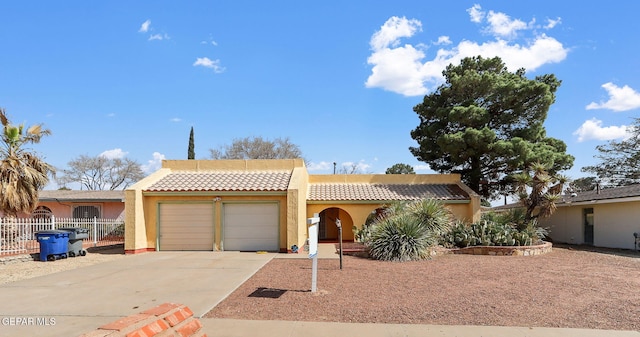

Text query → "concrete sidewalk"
[1,245,638,337]
[200,319,640,337]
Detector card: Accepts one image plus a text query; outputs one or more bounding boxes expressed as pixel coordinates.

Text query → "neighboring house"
[6,190,126,220]
[537,184,640,250]
[125,159,481,254]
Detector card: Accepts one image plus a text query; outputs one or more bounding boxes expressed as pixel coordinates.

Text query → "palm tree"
[0,108,55,217]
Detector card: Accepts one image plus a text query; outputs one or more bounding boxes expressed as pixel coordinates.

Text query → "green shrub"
[362,199,452,261]
[366,213,433,261]
[439,218,548,248]
[406,198,452,235]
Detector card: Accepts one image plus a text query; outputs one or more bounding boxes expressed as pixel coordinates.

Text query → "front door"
[583,208,594,245]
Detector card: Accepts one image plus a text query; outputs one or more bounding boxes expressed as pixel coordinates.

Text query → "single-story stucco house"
[3,190,125,220]
[537,184,640,250]
[124,159,481,254]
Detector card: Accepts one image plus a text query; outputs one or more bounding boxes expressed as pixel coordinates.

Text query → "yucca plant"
[406,198,453,235]
[366,213,433,261]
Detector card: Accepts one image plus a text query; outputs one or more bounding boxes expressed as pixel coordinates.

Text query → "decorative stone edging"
[337,241,553,258]
[452,241,552,256]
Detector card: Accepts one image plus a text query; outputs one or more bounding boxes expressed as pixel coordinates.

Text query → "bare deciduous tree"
[57,155,145,190]
[209,136,304,160]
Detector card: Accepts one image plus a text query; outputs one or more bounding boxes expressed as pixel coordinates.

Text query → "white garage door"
[223,203,279,251]
[159,203,214,251]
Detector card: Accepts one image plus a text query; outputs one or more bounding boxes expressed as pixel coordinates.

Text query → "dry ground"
[0,245,127,285]
[206,245,640,331]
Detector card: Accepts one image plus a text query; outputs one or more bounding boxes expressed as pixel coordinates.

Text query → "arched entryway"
[318,207,354,242]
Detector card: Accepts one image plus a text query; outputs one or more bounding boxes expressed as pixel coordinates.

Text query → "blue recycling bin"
[35,230,70,262]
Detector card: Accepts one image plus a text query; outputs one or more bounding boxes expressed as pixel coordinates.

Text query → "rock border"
[338,241,553,258]
[451,241,552,256]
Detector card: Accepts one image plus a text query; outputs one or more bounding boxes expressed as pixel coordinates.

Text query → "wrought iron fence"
[0,216,124,256]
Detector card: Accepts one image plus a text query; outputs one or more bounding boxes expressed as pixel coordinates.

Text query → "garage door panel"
[159,203,214,251]
[223,203,278,251]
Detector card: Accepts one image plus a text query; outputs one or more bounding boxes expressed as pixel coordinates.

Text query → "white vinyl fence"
[0,216,124,256]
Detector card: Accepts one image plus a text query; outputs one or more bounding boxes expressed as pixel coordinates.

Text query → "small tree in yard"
[513,162,569,226]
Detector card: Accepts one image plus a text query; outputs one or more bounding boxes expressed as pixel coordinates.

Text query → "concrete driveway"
[0,251,276,337]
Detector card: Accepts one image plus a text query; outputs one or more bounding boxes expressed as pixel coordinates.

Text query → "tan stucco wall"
[287,166,309,251]
[307,201,475,242]
[539,199,640,250]
[125,168,172,253]
[307,203,377,240]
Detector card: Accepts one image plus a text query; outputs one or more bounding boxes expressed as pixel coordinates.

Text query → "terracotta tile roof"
[145,170,292,192]
[38,190,124,201]
[308,183,470,201]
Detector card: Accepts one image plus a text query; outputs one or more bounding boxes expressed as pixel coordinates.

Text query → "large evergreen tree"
[582,117,640,186]
[410,56,574,199]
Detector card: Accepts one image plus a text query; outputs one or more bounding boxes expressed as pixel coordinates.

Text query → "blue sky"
[1,1,639,194]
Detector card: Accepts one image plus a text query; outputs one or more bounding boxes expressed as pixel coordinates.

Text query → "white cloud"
[99,148,128,160]
[148,33,170,41]
[545,17,561,29]
[201,40,218,46]
[307,161,333,171]
[369,16,422,51]
[170,118,182,122]
[365,9,568,97]
[139,19,151,33]
[142,152,165,174]
[573,118,629,142]
[193,57,225,73]
[467,4,484,23]
[586,82,640,112]
[485,10,529,38]
[435,36,452,45]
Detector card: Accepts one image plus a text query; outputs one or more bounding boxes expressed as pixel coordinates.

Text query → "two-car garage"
[157,202,279,252]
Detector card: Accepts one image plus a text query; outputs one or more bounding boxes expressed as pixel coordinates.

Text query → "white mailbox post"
[307,213,320,292]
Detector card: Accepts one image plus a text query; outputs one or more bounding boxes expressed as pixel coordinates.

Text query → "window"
[73,205,100,219]
[32,206,53,220]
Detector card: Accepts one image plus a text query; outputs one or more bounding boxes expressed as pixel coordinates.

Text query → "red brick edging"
[80,303,206,337]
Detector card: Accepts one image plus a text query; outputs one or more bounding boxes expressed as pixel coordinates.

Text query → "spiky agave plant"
[366,213,432,261]
[406,198,453,235]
